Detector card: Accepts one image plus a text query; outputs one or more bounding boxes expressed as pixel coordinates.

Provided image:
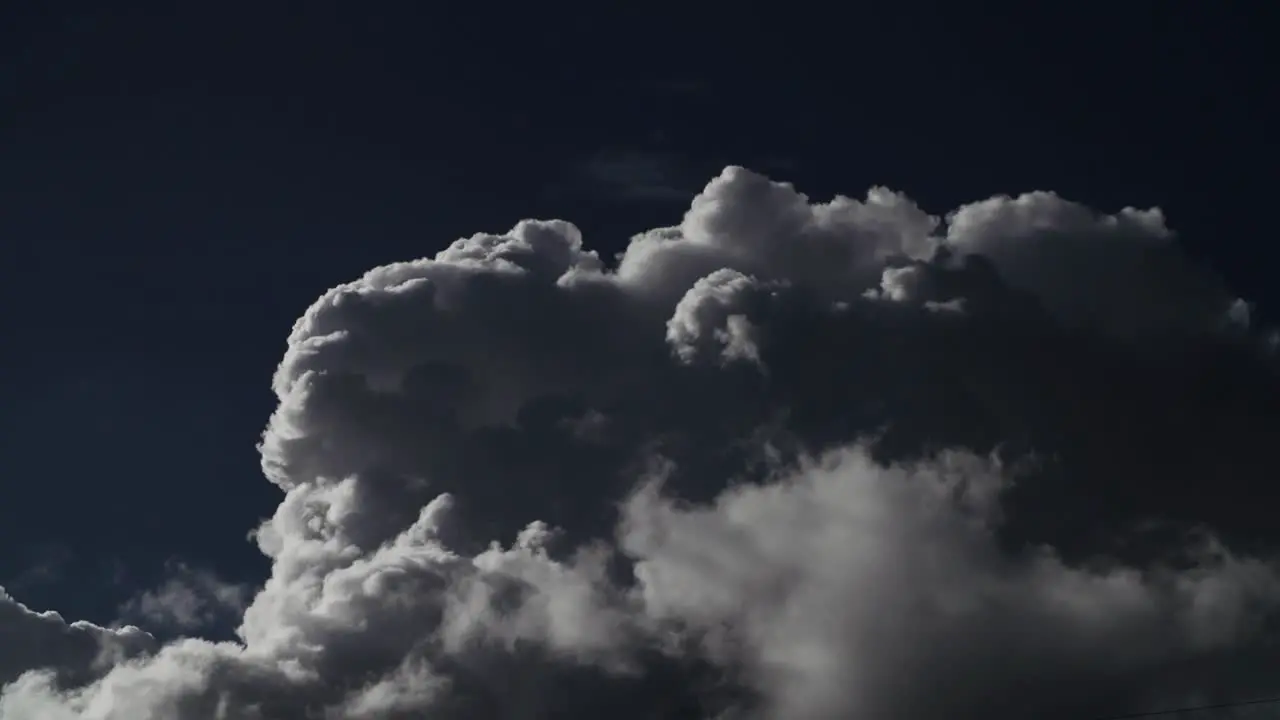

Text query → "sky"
[1,4,1279,719]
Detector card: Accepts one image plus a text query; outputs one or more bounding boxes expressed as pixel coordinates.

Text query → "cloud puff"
[623,447,1280,719]
[4,166,1280,719]
[0,588,153,691]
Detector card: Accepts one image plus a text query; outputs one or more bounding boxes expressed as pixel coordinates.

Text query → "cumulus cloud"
[0,588,153,691]
[4,166,1280,719]
[624,447,1280,719]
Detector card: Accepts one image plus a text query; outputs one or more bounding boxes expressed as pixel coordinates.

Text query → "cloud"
[3,544,73,597]
[118,563,251,634]
[0,588,153,691]
[575,151,698,202]
[623,447,1280,719]
[4,166,1280,718]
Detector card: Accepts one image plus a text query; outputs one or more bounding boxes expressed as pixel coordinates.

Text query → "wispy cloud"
[577,150,697,202]
[118,562,249,634]
[3,543,72,595]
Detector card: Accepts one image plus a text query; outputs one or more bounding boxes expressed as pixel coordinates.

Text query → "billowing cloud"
[4,166,1280,719]
[623,447,1280,719]
[0,589,153,692]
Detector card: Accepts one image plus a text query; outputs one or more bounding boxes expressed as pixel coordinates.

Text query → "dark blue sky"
[1,4,1275,624]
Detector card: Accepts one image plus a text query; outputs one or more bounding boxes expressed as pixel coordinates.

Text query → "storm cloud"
[4,166,1280,719]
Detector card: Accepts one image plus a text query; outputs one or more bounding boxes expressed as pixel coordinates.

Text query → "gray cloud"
[3,544,73,597]
[0,588,153,691]
[623,447,1280,719]
[576,151,697,202]
[4,166,1280,718]
[118,563,251,634]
